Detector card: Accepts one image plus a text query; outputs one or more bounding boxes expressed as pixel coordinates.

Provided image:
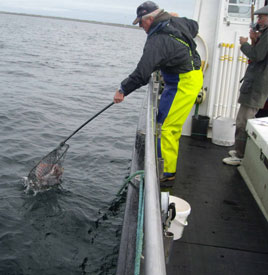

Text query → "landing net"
[27,143,69,189]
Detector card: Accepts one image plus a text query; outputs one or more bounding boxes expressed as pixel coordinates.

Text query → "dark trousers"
[235,104,258,158]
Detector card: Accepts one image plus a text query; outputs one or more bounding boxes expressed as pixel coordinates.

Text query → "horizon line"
[0,10,139,29]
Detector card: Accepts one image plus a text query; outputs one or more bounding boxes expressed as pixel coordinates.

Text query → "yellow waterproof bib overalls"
[157,36,203,176]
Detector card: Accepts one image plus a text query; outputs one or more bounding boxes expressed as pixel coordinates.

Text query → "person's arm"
[113,35,167,103]
[240,30,268,62]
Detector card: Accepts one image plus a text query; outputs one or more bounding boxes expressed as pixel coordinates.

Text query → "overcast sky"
[0,0,196,24]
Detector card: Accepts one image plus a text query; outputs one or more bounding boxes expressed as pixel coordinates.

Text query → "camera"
[250,23,260,31]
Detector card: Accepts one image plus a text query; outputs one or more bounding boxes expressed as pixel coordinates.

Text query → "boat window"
[227,0,251,19]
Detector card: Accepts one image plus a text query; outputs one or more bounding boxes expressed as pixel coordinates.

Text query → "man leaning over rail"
[113,1,203,183]
[223,5,268,166]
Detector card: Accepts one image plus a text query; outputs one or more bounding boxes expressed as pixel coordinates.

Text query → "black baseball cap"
[132,1,159,25]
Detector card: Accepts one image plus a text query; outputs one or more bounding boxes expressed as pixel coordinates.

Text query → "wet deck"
[166,136,268,275]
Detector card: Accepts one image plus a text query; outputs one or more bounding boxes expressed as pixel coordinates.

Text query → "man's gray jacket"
[239,28,268,108]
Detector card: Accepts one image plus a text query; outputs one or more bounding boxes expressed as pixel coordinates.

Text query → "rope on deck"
[116,170,144,196]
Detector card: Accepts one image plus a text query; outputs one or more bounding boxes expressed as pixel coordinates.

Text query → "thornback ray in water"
[25,143,69,191]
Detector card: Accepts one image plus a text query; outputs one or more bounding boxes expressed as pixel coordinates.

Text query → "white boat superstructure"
[182,0,266,136]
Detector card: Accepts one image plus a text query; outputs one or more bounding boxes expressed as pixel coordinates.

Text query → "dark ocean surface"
[0,13,146,275]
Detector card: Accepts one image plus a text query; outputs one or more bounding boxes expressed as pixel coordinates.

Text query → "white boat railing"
[144,77,167,275]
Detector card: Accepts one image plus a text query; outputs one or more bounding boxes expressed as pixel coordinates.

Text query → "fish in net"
[26,143,69,190]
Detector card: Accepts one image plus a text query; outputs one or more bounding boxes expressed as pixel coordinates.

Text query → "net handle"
[61,101,114,145]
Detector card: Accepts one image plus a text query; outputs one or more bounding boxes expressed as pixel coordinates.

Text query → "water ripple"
[0,13,146,275]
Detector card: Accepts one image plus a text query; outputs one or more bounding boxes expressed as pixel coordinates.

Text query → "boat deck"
[166,136,268,275]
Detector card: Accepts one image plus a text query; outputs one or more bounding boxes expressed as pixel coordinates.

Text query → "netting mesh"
[27,143,69,189]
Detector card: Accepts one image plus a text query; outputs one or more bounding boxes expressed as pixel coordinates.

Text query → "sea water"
[0,13,146,274]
